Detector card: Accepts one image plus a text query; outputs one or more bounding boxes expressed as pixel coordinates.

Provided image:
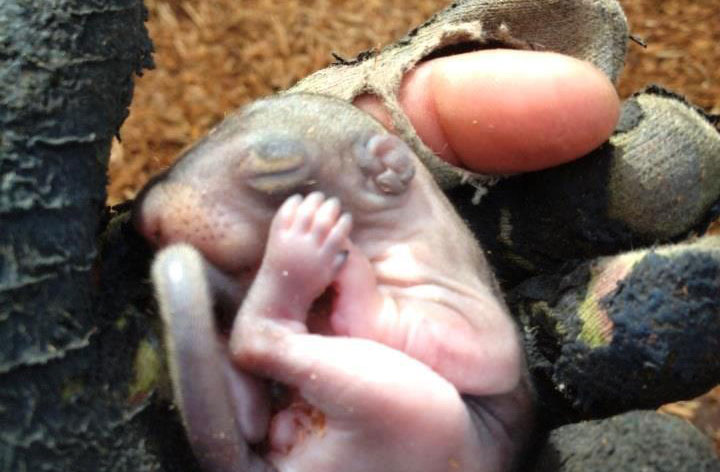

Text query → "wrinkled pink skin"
[138,94,533,472]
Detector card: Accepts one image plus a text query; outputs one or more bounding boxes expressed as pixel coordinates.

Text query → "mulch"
[108,0,720,454]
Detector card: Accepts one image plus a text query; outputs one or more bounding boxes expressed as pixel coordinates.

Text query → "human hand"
[356,20,720,472]
[354,49,619,175]
[346,8,720,471]
[350,13,719,471]
[353,32,719,422]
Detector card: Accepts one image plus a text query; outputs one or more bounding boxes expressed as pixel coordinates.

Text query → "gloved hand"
[289,0,720,469]
[452,85,720,471]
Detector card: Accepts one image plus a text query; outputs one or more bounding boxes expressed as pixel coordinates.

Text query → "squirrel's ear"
[354,133,416,196]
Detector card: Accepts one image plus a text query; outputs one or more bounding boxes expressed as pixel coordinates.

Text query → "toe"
[294,192,326,231]
[312,197,342,240]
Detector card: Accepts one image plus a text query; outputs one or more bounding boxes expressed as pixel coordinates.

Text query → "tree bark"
[0,1,200,470]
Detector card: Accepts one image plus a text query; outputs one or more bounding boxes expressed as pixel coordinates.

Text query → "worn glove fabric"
[284,0,720,468]
[288,0,629,188]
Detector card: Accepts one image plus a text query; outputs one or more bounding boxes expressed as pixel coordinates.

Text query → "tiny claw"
[333,250,350,271]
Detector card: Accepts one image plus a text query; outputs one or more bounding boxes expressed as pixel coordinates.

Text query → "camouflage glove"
[449,86,720,471]
[286,0,720,469]
[450,86,720,418]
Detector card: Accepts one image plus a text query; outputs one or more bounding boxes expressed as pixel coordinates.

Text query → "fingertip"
[280,193,303,213]
[339,212,353,231]
[327,212,353,245]
[275,194,302,228]
[418,49,620,173]
[356,50,621,174]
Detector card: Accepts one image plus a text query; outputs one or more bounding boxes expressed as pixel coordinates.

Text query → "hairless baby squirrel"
[135,93,534,472]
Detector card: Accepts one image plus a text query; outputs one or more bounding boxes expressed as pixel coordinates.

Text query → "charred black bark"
[0,1,200,470]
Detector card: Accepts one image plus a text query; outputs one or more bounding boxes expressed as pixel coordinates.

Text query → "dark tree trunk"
[0,1,199,470]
